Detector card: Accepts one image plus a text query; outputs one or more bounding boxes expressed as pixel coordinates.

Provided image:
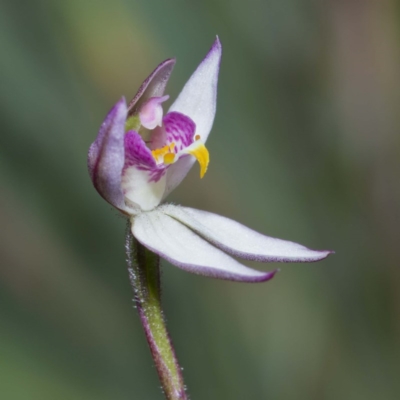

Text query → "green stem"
[125,222,187,400]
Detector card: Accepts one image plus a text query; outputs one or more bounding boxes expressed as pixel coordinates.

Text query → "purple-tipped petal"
[128,59,176,116]
[168,37,221,143]
[160,205,334,263]
[132,210,277,283]
[88,98,129,212]
[163,37,222,199]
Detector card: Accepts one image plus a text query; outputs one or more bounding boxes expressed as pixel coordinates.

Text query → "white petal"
[160,205,333,262]
[168,37,221,143]
[88,98,129,212]
[132,210,276,282]
[163,37,222,199]
[122,167,166,211]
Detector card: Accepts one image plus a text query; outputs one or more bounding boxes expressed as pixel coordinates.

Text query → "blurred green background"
[1,0,399,399]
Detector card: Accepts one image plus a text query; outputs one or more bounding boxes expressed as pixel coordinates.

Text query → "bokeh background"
[1,0,399,399]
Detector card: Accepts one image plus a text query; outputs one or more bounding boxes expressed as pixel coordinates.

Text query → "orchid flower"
[88,37,332,400]
[88,37,331,283]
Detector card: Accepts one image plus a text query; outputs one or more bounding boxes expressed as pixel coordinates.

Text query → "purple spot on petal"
[124,131,155,168]
[123,130,167,183]
[163,112,196,149]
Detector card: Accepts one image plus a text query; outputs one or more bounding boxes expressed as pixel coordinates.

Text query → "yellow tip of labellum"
[187,142,209,178]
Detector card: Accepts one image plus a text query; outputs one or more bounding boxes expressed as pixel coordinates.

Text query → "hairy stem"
[125,222,187,400]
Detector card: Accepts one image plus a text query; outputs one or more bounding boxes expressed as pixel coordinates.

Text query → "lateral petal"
[161,205,334,263]
[88,98,128,212]
[132,210,277,283]
[163,37,222,199]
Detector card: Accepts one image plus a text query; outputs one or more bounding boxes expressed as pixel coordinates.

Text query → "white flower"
[88,37,332,282]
